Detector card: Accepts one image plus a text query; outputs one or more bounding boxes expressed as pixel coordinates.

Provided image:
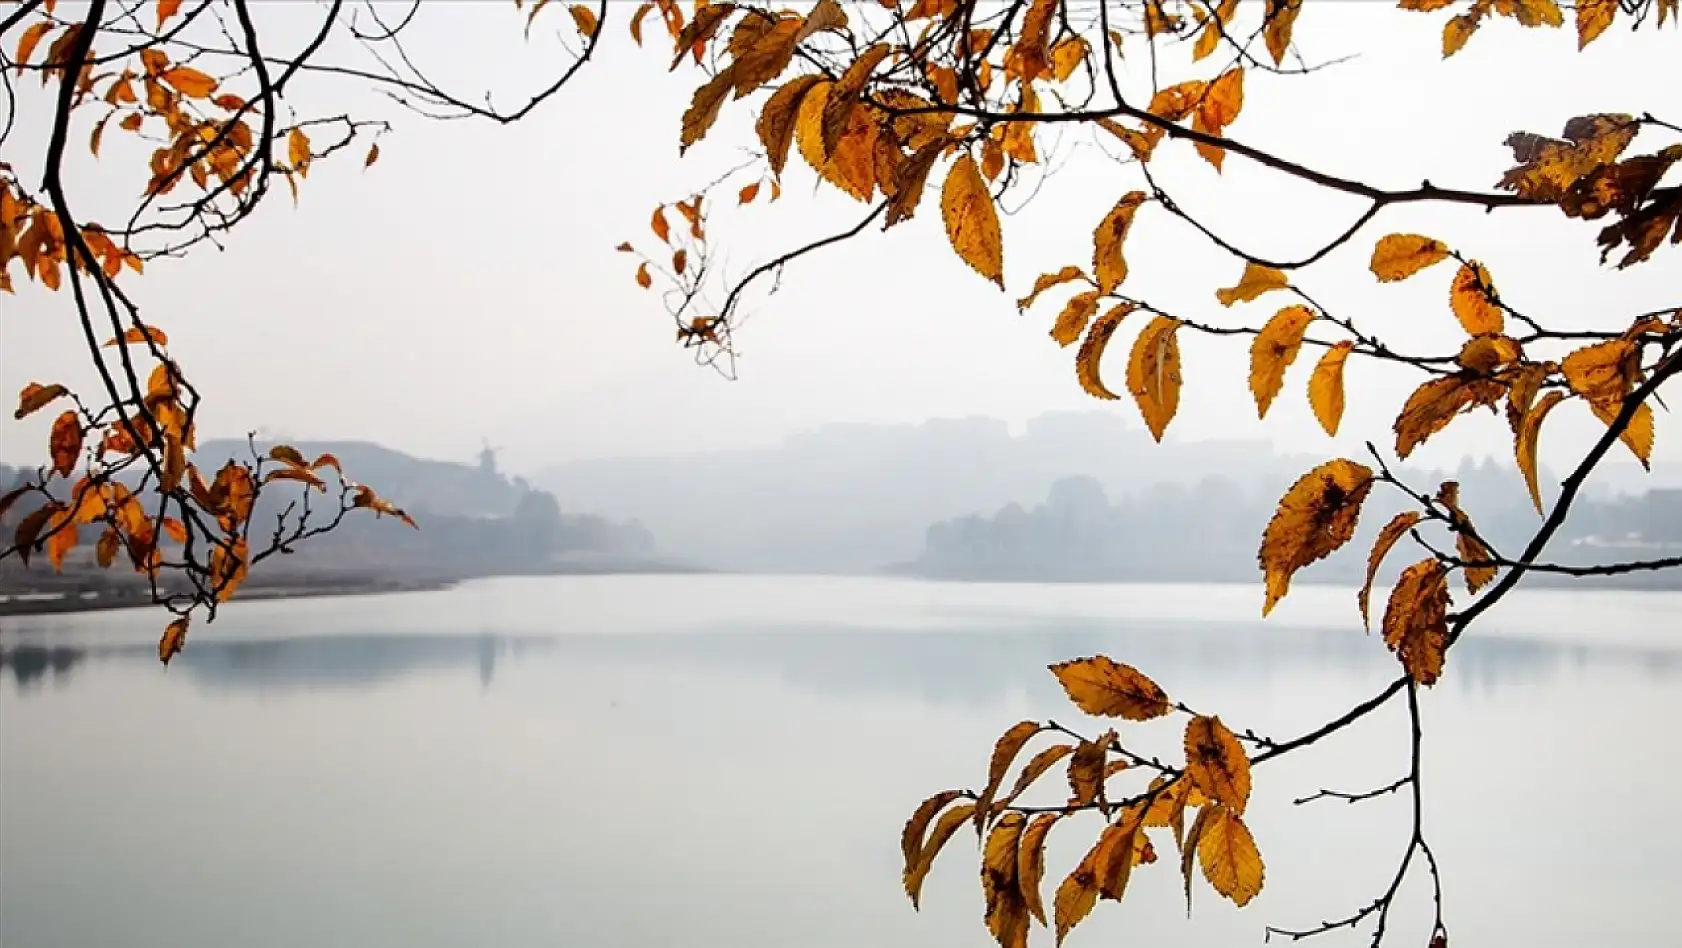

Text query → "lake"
[1,575,1678,948]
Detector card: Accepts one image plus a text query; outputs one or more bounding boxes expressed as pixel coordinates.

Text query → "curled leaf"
[15,382,70,420]
[975,721,1042,832]
[1074,304,1133,400]
[1360,512,1423,629]
[1092,192,1146,293]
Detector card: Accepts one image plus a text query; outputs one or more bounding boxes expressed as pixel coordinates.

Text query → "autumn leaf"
[1449,261,1503,335]
[999,744,1075,808]
[635,262,652,288]
[1215,262,1288,307]
[1018,813,1058,926]
[96,528,120,568]
[364,143,380,168]
[159,616,189,665]
[941,154,1004,288]
[1263,0,1302,65]
[1051,290,1100,347]
[1258,459,1374,615]
[680,66,736,154]
[103,325,169,348]
[757,76,823,177]
[1184,715,1250,814]
[1308,341,1353,436]
[1126,316,1183,442]
[1442,11,1481,56]
[1576,0,1615,48]
[49,410,83,478]
[287,127,312,177]
[975,721,1042,833]
[1370,233,1450,281]
[1092,191,1146,293]
[210,536,250,601]
[568,3,599,37]
[1192,68,1245,169]
[1383,559,1452,685]
[15,382,69,419]
[1193,0,1239,60]
[1018,266,1086,312]
[903,790,964,869]
[1437,481,1499,594]
[1053,856,1099,946]
[672,248,688,275]
[1181,804,1213,914]
[1074,304,1135,401]
[1249,305,1317,419]
[1393,373,1505,459]
[982,814,1031,948]
[651,206,671,243]
[1067,730,1113,807]
[1589,398,1655,469]
[904,802,977,908]
[1090,811,1143,900]
[160,66,217,98]
[738,181,760,205]
[1360,511,1422,629]
[1197,806,1265,907]
[1498,114,1638,203]
[1049,655,1173,720]
[1561,338,1639,403]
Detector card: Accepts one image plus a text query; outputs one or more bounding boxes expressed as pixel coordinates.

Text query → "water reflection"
[6,617,1678,701]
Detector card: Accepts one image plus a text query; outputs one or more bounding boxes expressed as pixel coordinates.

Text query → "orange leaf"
[1382,559,1452,685]
[49,410,83,478]
[1370,233,1450,281]
[651,206,671,243]
[1259,458,1374,615]
[1125,315,1182,442]
[15,382,70,420]
[635,262,652,288]
[160,66,217,98]
[1262,0,1302,65]
[1092,191,1146,293]
[940,153,1004,288]
[973,721,1042,832]
[1448,260,1503,335]
[157,0,183,28]
[102,325,169,348]
[287,127,312,177]
[364,142,380,168]
[159,616,189,665]
[1248,304,1316,419]
[1050,655,1172,720]
[1184,716,1250,813]
[569,3,599,36]
[1360,511,1422,629]
[1074,303,1134,401]
[1214,262,1288,307]
[737,181,760,205]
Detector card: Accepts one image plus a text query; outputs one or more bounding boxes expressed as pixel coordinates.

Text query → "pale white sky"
[2,2,1678,478]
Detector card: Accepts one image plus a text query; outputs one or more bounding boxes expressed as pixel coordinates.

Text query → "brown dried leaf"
[1382,559,1452,685]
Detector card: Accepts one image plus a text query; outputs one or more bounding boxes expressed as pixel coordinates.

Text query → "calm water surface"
[1,575,1678,948]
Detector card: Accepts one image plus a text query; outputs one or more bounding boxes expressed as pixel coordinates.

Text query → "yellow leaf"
[1399,0,1457,10]
[1442,11,1480,56]
[1393,374,1505,459]
[1249,304,1316,419]
[1214,262,1288,307]
[1090,812,1143,900]
[974,721,1042,833]
[1053,853,1099,945]
[885,142,943,228]
[1067,730,1113,807]
[941,153,1004,288]
[732,18,801,97]
[999,744,1075,809]
[15,382,70,420]
[1457,334,1523,376]
[903,802,977,908]
[680,66,735,154]
[159,616,189,665]
[1576,0,1615,48]
[1262,0,1301,65]
[1092,191,1146,293]
[1192,68,1244,170]
[1125,316,1182,442]
[1370,233,1450,281]
[1513,0,1564,28]
[1049,655,1172,720]
[44,507,77,572]
[1009,0,1058,81]
[1050,290,1100,347]
[757,76,822,178]
[1360,511,1422,629]
[1382,559,1452,685]
[1181,804,1213,914]
[1259,458,1374,615]
[1561,338,1639,403]
[1449,260,1503,335]
[1018,813,1058,926]
[983,814,1032,948]
[1194,0,1239,60]
[1073,304,1129,399]
[1050,37,1088,81]
[902,789,964,870]
[1436,481,1498,594]
[1018,266,1087,312]
[1589,398,1655,469]
[1197,806,1265,907]
[1184,715,1250,814]
[160,66,217,98]
[1504,361,1551,434]
[287,127,311,177]
[1096,118,1159,162]
[1307,341,1353,436]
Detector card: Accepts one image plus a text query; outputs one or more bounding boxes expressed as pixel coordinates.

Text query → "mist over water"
[3,575,1677,948]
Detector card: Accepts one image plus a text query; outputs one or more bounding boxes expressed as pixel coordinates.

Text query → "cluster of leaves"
[903,657,1267,948]
[611,0,1681,943]
[0,0,612,661]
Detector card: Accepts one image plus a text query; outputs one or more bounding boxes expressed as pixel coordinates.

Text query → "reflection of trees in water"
[0,645,88,689]
[7,620,1676,706]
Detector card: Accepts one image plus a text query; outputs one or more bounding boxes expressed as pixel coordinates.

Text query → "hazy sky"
[2,2,1678,479]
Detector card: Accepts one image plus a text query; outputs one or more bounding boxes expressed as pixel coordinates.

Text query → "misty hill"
[2,440,660,590]
[536,412,1334,573]
[534,410,1680,577]
[905,468,1682,590]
